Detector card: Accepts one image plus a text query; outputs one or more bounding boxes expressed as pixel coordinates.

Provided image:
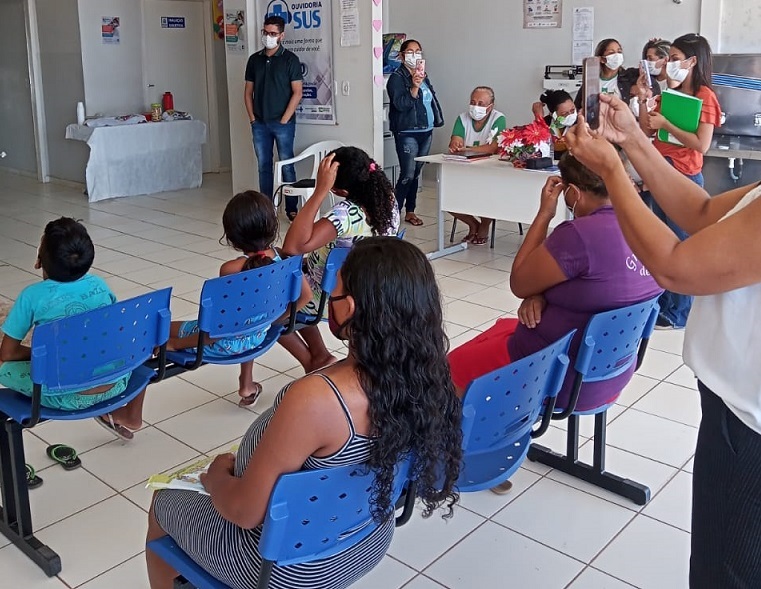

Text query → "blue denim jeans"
[394,131,433,214]
[251,120,297,214]
[645,158,704,327]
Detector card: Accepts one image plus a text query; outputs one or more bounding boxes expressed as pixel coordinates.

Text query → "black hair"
[595,38,621,58]
[242,253,275,272]
[38,217,94,282]
[539,89,574,114]
[558,152,608,198]
[330,147,396,237]
[340,237,462,521]
[263,15,285,33]
[642,38,671,60]
[672,33,713,91]
[221,190,279,254]
[399,39,421,53]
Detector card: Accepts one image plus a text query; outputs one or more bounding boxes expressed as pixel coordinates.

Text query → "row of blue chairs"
[147,295,660,588]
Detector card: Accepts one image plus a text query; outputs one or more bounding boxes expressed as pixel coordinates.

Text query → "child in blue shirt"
[0,218,137,435]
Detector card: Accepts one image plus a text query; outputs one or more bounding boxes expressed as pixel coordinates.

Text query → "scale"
[542,64,583,93]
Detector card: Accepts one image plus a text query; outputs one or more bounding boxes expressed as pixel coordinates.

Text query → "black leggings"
[691,382,761,588]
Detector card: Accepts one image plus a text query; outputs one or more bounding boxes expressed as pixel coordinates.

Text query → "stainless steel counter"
[706,135,761,161]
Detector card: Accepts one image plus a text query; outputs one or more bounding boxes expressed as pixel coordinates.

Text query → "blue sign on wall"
[161,16,186,29]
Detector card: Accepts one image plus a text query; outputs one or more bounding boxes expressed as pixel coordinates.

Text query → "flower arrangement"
[498,120,552,167]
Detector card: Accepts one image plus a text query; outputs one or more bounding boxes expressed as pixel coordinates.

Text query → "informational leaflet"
[340,0,360,47]
[102,17,120,45]
[257,0,336,124]
[572,7,594,65]
[523,0,562,29]
[225,10,246,53]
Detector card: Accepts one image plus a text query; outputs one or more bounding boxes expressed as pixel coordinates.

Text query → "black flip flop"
[46,444,82,471]
[26,464,43,489]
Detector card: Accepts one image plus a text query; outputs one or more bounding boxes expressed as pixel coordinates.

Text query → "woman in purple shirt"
[449,153,662,416]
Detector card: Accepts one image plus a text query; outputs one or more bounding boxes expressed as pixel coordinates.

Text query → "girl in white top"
[565,94,761,589]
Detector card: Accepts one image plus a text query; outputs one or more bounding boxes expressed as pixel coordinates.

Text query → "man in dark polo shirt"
[244,15,303,220]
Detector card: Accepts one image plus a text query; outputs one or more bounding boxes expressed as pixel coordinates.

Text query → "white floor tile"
[425,521,584,588]
[78,554,149,589]
[449,265,510,287]
[352,556,416,589]
[36,496,149,587]
[665,364,699,391]
[140,377,218,425]
[0,544,69,588]
[636,349,683,381]
[494,478,634,562]
[435,276,485,300]
[457,467,542,518]
[444,300,503,329]
[615,374,660,408]
[31,418,120,455]
[178,362,278,397]
[593,516,690,589]
[461,286,522,313]
[643,471,693,532]
[402,576,447,589]
[631,381,702,428]
[568,567,637,588]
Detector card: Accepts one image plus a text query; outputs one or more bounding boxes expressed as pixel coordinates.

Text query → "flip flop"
[46,444,82,471]
[405,216,424,226]
[94,414,135,441]
[26,464,43,490]
[461,233,477,243]
[238,382,263,408]
[470,236,488,246]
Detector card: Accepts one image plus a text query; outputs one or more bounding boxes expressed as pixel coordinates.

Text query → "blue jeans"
[645,158,704,327]
[251,120,297,214]
[394,131,432,214]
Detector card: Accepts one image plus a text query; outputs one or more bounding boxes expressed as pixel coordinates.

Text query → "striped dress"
[153,375,392,589]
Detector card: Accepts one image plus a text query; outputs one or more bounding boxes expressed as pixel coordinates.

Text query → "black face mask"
[328,294,350,340]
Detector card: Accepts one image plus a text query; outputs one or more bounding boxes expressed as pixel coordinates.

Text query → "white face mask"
[629,96,640,118]
[605,53,624,70]
[553,111,577,127]
[646,60,662,76]
[469,105,489,121]
[404,52,422,69]
[666,60,690,83]
[263,34,280,50]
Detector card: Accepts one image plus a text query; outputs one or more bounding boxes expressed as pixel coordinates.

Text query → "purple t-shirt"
[508,206,662,411]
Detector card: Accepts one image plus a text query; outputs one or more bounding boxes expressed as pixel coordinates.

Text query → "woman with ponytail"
[280,146,400,372]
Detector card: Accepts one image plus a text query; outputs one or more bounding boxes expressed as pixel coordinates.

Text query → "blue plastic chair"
[147,457,414,589]
[164,255,303,375]
[0,288,172,577]
[456,330,574,492]
[294,247,351,328]
[527,296,660,505]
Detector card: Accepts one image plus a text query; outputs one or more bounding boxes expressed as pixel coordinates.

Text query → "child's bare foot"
[308,353,338,372]
[238,380,263,408]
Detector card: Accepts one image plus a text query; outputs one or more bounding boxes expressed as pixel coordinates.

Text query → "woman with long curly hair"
[146,237,462,589]
[278,146,400,373]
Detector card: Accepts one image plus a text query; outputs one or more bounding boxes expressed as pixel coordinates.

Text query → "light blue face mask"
[564,186,580,218]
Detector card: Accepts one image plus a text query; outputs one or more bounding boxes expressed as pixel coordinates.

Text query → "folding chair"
[455,330,574,492]
[527,296,660,505]
[163,255,303,378]
[148,456,414,589]
[0,288,172,576]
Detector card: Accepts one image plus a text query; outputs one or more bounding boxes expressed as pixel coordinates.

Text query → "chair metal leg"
[395,480,418,527]
[490,220,496,249]
[518,223,524,236]
[527,412,651,506]
[450,218,457,243]
[257,560,275,589]
[0,417,61,576]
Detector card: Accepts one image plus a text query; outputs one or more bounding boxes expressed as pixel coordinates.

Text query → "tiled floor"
[0,170,698,588]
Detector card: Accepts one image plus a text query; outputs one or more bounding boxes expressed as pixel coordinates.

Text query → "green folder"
[657,89,703,146]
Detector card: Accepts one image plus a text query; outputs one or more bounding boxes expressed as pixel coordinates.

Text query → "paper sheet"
[572,7,594,41]
[340,0,360,47]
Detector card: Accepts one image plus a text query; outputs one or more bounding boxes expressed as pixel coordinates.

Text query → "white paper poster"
[258,0,335,124]
[225,10,246,53]
[340,0,360,47]
[572,7,594,41]
[102,17,120,45]
[523,0,562,29]
[572,41,594,65]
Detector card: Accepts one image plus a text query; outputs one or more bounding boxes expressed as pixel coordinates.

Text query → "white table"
[416,154,569,259]
[65,120,207,202]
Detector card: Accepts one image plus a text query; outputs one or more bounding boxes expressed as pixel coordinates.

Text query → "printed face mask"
[469,105,489,121]
[557,112,578,127]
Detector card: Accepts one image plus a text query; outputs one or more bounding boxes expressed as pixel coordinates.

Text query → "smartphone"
[583,56,601,130]
[640,59,652,87]
[415,58,426,77]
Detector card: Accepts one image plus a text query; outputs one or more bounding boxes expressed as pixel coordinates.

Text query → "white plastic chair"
[274,140,344,214]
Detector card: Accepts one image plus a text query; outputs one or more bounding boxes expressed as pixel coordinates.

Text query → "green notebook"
[657,89,703,146]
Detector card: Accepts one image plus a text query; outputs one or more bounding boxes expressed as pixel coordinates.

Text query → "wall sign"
[102,17,120,45]
[161,16,186,29]
[523,0,562,29]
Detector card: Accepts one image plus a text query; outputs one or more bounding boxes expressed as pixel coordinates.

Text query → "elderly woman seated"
[448,153,662,493]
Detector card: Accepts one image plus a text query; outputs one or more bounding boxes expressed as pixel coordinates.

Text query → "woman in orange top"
[643,33,721,329]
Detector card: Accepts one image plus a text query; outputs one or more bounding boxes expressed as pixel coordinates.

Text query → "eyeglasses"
[261,30,281,38]
[329,294,350,304]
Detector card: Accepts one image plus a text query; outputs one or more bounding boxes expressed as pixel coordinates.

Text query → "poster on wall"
[102,17,120,44]
[213,1,224,40]
[523,0,562,29]
[571,7,594,65]
[225,10,247,53]
[339,0,360,47]
[258,0,335,125]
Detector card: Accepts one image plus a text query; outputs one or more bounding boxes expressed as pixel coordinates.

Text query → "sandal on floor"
[461,233,477,243]
[46,444,82,471]
[238,382,263,408]
[405,215,424,226]
[26,464,43,490]
[490,480,513,495]
[94,414,135,441]
[470,235,489,246]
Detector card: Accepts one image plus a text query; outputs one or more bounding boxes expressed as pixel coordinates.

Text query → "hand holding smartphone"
[415,58,426,77]
[583,56,601,130]
[639,59,652,87]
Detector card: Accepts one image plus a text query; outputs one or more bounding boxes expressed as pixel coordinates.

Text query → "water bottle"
[76,102,85,125]
[162,92,174,113]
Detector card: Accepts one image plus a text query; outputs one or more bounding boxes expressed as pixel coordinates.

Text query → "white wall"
[719,0,761,53]
[36,0,89,182]
[389,0,700,155]
[78,0,145,115]
[228,0,381,193]
[0,0,37,175]
[212,33,232,169]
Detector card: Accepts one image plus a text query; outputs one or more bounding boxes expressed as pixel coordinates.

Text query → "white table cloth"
[65,120,207,202]
[416,154,570,259]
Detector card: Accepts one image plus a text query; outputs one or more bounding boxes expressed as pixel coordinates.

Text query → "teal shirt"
[2,274,117,342]
[404,83,434,133]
